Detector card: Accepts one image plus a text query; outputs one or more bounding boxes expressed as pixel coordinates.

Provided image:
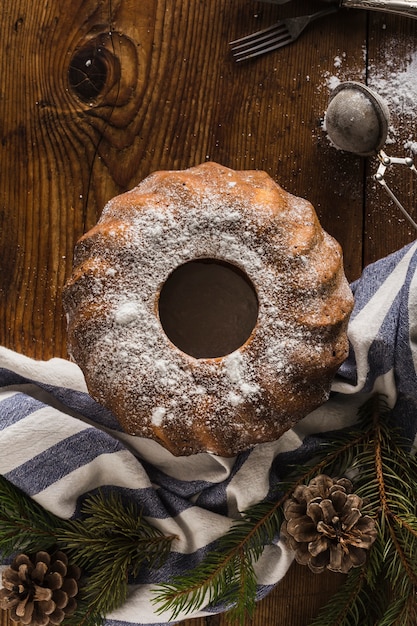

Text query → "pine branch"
[155,497,285,622]
[309,567,376,626]
[154,394,417,625]
[55,490,175,621]
[0,475,63,555]
[375,590,417,626]
[224,550,258,626]
[369,398,417,596]
[58,491,174,573]
[311,395,417,626]
[0,480,175,626]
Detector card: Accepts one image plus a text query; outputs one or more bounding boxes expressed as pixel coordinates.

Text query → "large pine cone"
[0,551,81,626]
[281,474,377,573]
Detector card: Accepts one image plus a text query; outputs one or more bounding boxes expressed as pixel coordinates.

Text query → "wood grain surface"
[1,0,417,624]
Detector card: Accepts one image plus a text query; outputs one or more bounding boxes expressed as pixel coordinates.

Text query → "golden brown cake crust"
[63,162,353,456]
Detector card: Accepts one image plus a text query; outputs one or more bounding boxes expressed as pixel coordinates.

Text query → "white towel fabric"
[1,241,417,624]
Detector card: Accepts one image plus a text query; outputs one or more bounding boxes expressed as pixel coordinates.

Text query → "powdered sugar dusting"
[369,50,417,150]
[321,43,417,152]
[114,302,140,325]
[151,406,166,426]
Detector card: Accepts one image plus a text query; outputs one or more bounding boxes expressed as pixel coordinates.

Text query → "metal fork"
[230,5,339,62]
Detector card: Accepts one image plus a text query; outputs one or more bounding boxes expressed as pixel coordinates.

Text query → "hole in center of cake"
[158,259,259,359]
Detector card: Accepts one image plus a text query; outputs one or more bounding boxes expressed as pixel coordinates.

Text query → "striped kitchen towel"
[1,240,417,624]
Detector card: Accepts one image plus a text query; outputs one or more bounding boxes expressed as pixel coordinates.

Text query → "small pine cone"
[0,551,81,626]
[281,474,377,574]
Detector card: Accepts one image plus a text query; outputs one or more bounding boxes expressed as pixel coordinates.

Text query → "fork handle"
[335,0,417,19]
[260,0,417,19]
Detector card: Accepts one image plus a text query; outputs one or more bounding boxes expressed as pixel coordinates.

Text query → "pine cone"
[0,551,81,626]
[281,474,377,574]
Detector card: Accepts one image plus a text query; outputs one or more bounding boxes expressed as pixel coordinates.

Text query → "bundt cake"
[63,162,353,456]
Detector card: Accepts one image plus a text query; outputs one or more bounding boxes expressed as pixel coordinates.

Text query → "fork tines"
[229,22,291,62]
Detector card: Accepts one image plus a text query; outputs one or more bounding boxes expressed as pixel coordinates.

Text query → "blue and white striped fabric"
[1,241,417,625]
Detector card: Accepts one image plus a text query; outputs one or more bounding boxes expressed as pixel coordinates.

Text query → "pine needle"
[0,483,175,626]
[0,475,62,555]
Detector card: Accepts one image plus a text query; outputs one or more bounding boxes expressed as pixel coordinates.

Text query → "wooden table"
[1,1,416,624]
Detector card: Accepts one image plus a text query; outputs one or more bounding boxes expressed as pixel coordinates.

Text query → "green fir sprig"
[154,395,417,625]
[308,397,417,626]
[0,474,59,554]
[154,498,283,623]
[0,483,175,626]
[58,492,174,619]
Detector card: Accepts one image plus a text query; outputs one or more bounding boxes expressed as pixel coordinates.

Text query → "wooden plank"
[364,13,417,268]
